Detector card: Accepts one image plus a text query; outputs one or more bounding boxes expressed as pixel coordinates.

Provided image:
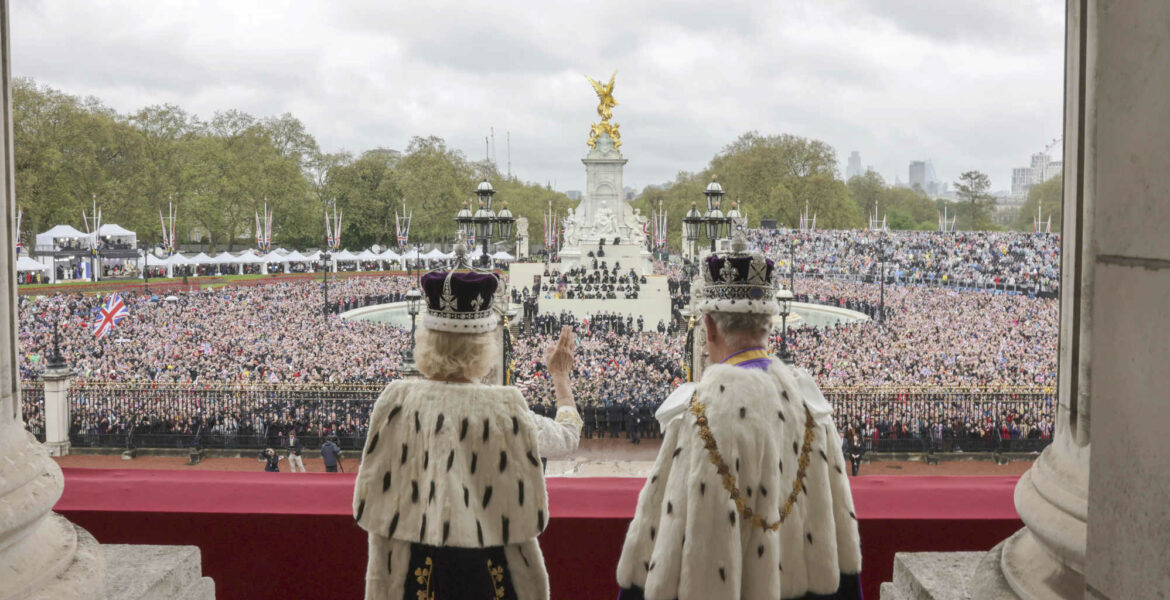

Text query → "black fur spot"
[389,512,399,536]
[651,475,658,484]
[758,544,765,557]
[700,482,706,495]
[806,532,814,544]
[435,414,445,433]
[526,451,540,467]
[819,449,828,461]
[400,443,408,465]
[355,499,365,522]
[760,484,768,497]
[740,407,746,419]
[779,459,784,473]
[512,416,519,435]
[366,432,379,455]
[447,450,455,471]
[502,515,511,544]
[538,510,546,531]
[419,514,426,540]
[387,406,402,422]
[793,442,799,455]
[649,561,656,572]
[423,450,429,470]
[499,451,508,472]
[442,521,450,544]
[778,410,786,422]
[644,561,650,571]
[672,446,682,458]
[667,501,673,514]
[463,486,470,507]
[414,412,420,433]
[470,452,478,474]
[781,390,789,401]
[719,385,725,393]
[778,560,783,572]
[849,511,857,520]
[460,418,469,441]
[483,418,490,442]
[650,526,657,540]
[518,480,525,506]
[746,486,753,497]
[382,471,392,492]
[835,465,843,474]
[428,481,435,504]
[482,486,493,508]
[387,550,393,574]
[518,546,530,567]
[411,480,419,503]
[730,510,737,525]
[736,458,740,472]
[476,520,484,546]
[719,567,726,582]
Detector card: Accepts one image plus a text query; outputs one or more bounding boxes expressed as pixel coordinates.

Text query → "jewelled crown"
[700,235,779,315]
[420,245,499,333]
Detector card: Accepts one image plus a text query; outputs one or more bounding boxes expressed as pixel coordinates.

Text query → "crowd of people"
[18,227,1063,450]
[746,229,1061,292]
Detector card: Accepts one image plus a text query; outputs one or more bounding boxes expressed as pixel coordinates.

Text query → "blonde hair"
[415,327,499,381]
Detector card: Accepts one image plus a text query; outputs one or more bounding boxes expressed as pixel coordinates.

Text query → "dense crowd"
[19,227,1063,448]
[745,229,1061,292]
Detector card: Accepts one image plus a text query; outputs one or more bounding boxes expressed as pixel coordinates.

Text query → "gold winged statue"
[586,70,621,150]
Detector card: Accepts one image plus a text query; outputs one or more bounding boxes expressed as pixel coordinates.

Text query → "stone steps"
[103,544,214,600]
[880,552,983,600]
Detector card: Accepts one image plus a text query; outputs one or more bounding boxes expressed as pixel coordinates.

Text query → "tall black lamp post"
[701,179,729,253]
[788,236,796,294]
[777,288,794,364]
[322,250,331,323]
[404,287,422,363]
[682,201,702,259]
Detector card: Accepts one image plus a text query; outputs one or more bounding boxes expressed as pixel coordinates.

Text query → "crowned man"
[353,259,583,600]
[616,236,862,599]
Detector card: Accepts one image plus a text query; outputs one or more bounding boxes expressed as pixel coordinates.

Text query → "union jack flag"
[93,293,129,339]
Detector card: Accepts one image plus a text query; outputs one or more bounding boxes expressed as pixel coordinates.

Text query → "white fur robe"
[616,359,862,599]
[353,379,581,600]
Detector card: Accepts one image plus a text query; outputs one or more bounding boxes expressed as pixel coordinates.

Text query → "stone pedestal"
[102,545,214,600]
[40,364,73,457]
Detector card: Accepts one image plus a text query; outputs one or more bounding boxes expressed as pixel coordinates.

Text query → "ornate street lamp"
[321,249,331,323]
[455,200,474,241]
[777,288,794,364]
[682,201,702,259]
[404,287,422,363]
[703,179,728,252]
[474,178,496,264]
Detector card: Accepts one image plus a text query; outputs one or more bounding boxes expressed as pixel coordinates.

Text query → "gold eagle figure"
[586,70,621,150]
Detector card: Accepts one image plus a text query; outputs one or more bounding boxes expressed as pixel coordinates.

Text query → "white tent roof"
[16,256,48,272]
[189,252,215,265]
[234,251,264,264]
[422,248,448,260]
[401,249,422,260]
[167,254,194,266]
[491,251,515,261]
[378,249,402,261]
[98,223,136,237]
[35,225,90,250]
[145,254,169,266]
[333,249,358,262]
[260,251,287,263]
[304,251,322,261]
[355,249,378,260]
[283,250,311,262]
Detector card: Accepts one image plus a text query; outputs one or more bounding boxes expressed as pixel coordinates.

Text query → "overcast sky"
[13,0,1064,194]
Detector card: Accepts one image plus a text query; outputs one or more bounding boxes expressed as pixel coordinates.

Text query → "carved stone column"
[0,2,105,597]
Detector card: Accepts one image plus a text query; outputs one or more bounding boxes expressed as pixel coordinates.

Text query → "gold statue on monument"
[586,70,622,150]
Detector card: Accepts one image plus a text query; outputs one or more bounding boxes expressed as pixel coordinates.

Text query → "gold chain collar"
[688,389,816,532]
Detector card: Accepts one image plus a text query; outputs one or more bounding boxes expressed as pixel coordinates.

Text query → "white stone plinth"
[102,544,215,600]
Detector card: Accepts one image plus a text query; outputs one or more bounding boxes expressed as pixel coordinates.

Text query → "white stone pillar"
[0,1,105,596]
[969,1,1170,598]
[40,364,72,457]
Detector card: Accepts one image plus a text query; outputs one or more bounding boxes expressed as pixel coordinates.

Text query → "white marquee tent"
[16,256,48,272]
[97,223,137,246]
[35,225,90,252]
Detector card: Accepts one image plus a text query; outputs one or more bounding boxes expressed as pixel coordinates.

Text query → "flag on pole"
[94,293,129,339]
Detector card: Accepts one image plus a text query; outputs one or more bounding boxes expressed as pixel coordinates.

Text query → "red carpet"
[56,469,1022,600]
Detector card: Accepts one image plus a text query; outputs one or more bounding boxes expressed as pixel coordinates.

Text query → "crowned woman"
[353,256,582,600]
[616,235,862,599]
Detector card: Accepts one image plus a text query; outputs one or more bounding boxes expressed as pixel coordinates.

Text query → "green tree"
[1014,175,1063,232]
[954,170,996,230]
[847,171,886,219]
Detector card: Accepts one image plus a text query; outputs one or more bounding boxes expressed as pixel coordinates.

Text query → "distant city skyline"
[12,1,1063,194]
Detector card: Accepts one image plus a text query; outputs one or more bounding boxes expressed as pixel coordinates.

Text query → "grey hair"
[707,311,772,346]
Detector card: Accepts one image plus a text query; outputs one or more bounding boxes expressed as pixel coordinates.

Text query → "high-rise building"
[846,151,862,180]
[1012,167,1032,196]
[909,161,927,190]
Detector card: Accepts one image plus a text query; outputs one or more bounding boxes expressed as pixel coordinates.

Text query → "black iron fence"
[21,381,1055,454]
